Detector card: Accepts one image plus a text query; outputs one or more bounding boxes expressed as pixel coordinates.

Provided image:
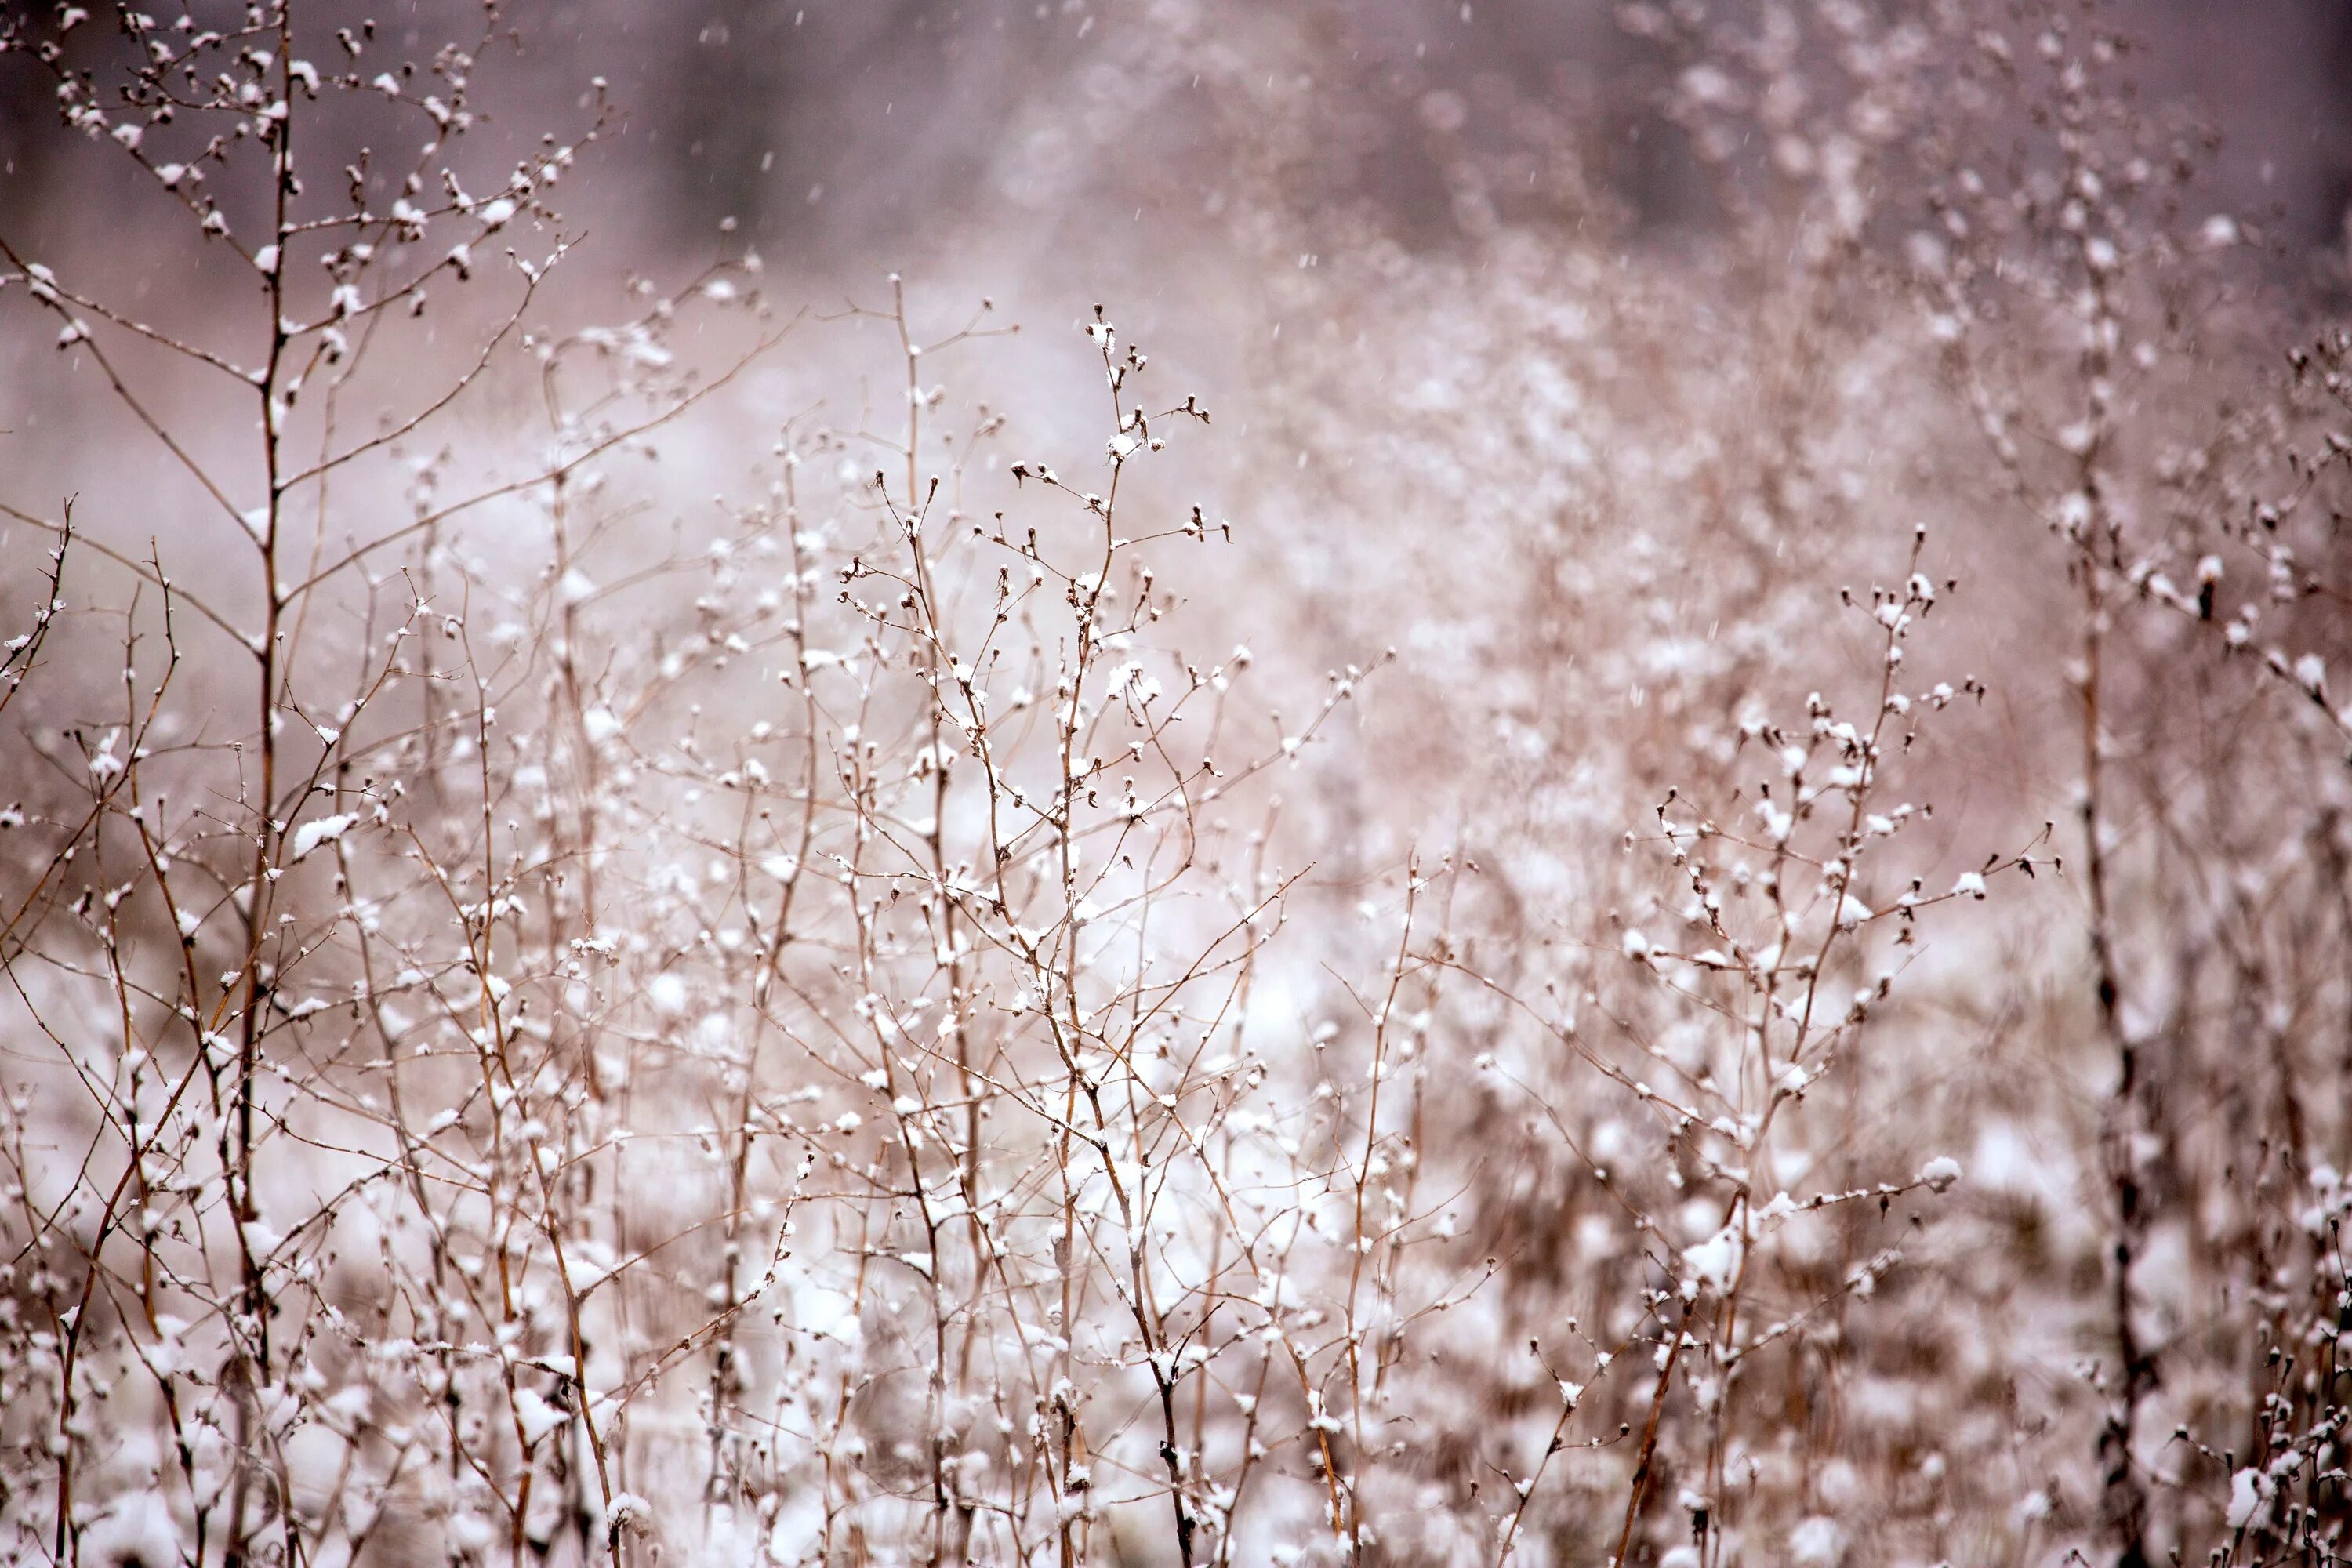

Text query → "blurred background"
[12,0,2347,276]
[9,0,2350,856]
[8,0,2350,371]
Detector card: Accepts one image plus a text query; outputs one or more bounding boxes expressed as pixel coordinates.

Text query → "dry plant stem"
[2082,539,2154,1568]
[888,278,979,1567]
[2066,151,2157,1568]
[220,38,300,1568]
[1608,1296,1700,1568]
[47,610,191,1566]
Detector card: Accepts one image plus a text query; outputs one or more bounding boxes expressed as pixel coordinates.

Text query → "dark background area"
[8,1,2348,285]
